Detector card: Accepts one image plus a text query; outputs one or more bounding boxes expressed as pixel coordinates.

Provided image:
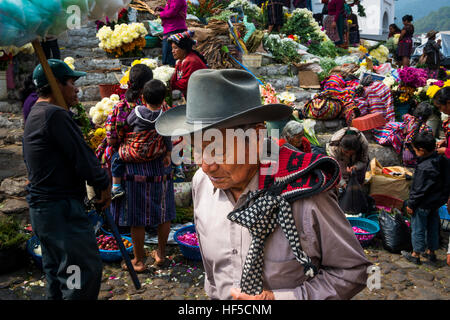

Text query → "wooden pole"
[31,39,68,110]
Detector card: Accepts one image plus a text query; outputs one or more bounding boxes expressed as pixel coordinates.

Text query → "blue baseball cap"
[32,59,86,88]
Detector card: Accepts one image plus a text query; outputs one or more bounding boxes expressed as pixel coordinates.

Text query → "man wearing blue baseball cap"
[23,59,111,300]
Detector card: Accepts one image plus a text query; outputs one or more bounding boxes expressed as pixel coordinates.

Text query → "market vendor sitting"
[327,127,369,187]
[168,30,208,98]
[280,120,311,153]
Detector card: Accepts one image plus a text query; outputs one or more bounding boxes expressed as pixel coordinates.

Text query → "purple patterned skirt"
[111,158,176,227]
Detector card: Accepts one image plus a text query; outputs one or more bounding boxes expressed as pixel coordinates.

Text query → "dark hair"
[19,74,36,104]
[125,64,153,103]
[389,24,401,33]
[402,15,413,22]
[340,129,361,153]
[411,102,433,142]
[170,38,208,65]
[36,76,72,98]
[143,79,167,105]
[412,131,436,152]
[433,87,450,106]
[413,102,432,122]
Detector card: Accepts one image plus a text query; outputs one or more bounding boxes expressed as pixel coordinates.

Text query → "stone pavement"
[0,233,448,300]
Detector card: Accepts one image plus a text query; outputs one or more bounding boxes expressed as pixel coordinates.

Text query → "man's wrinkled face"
[59,78,79,107]
[194,127,263,191]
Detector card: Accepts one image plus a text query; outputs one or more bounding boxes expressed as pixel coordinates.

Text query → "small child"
[401,132,450,265]
[111,79,172,199]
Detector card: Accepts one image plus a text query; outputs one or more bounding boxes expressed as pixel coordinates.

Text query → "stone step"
[0,101,22,114]
[257,64,298,77]
[0,144,27,182]
[0,112,23,128]
[74,58,122,72]
[261,75,300,92]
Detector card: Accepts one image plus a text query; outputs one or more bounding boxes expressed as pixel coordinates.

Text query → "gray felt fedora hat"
[155,69,293,136]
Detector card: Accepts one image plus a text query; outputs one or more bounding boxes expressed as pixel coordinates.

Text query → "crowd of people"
[16,2,450,301]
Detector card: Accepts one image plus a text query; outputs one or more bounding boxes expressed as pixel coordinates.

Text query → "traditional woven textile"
[168,30,196,44]
[118,130,167,163]
[321,74,356,103]
[303,91,343,120]
[354,81,395,122]
[443,119,450,140]
[373,114,433,154]
[227,144,340,295]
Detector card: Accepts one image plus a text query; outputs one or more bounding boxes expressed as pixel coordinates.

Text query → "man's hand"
[96,185,112,211]
[346,166,356,173]
[437,147,446,155]
[230,288,275,300]
[406,206,413,216]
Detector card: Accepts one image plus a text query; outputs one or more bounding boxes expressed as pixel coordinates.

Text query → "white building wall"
[310,0,395,36]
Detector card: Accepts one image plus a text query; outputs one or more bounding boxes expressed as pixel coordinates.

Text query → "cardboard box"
[298,71,320,89]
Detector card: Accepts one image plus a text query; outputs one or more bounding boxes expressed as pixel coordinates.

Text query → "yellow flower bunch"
[369,45,389,64]
[64,57,75,70]
[89,128,107,150]
[260,1,268,13]
[120,58,159,86]
[348,20,353,24]
[358,45,368,54]
[399,86,415,103]
[0,43,34,56]
[97,23,148,56]
[427,85,441,99]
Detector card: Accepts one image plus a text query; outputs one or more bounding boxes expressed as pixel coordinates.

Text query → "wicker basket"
[242,54,262,68]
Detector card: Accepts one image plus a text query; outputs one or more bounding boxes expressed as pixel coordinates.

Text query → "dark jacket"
[423,39,442,69]
[23,102,110,206]
[407,152,450,211]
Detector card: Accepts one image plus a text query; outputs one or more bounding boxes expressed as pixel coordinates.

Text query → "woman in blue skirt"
[110,69,176,272]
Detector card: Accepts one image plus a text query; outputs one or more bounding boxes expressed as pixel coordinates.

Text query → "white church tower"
[311,0,395,37]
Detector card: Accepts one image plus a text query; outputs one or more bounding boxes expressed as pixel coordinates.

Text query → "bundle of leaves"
[188,0,226,19]
[281,9,328,49]
[208,9,235,21]
[227,0,265,27]
[0,216,30,251]
[71,103,93,140]
[263,33,303,64]
[318,56,338,82]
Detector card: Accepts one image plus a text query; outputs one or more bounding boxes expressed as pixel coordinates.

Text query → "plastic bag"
[378,210,412,253]
[339,172,369,214]
[147,20,164,36]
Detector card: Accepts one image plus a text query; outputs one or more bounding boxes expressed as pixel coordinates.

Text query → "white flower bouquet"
[89,94,121,125]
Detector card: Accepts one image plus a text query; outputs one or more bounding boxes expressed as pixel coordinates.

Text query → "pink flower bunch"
[398,67,428,88]
[178,231,199,247]
[352,226,374,242]
[260,83,280,105]
[434,80,444,87]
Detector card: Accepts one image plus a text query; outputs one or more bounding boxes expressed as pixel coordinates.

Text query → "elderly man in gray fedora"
[156,69,371,300]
